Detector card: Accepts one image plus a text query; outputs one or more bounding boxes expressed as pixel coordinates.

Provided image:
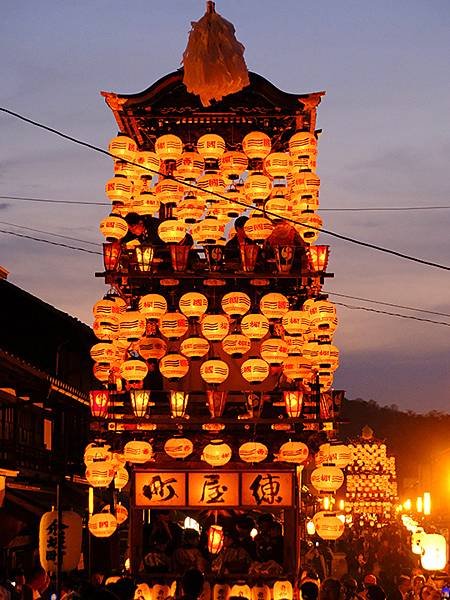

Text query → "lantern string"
[1,106,450,271]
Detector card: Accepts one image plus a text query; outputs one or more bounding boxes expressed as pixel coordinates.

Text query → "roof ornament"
[182,1,250,107]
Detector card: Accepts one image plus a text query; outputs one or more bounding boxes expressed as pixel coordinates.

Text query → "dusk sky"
[1,1,449,413]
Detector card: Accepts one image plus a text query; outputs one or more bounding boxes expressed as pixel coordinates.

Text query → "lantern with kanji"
[88,512,118,538]
[260,338,289,365]
[278,441,309,464]
[39,510,83,572]
[120,359,148,383]
[313,511,345,541]
[85,464,115,488]
[221,291,251,317]
[159,312,189,340]
[164,436,194,459]
[180,337,210,359]
[201,314,230,341]
[242,131,272,159]
[239,442,268,463]
[311,465,345,492]
[155,134,183,161]
[273,580,293,600]
[241,313,270,340]
[124,440,153,464]
[202,440,232,466]
[200,359,229,385]
[179,292,208,319]
[114,467,129,491]
[260,293,289,320]
[139,294,168,320]
[241,357,270,384]
[159,353,190,381]
[222,333,251,358]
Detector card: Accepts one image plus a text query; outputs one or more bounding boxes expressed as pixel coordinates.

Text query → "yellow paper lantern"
[99,215,128,240]
[123,440,153,464]
[120,359,148,382]
[421,533,447,571]
[241,357,270,383]
[221,291,251,317]
[157,219,188,243]
[85,463,115,488]
[241,313,270,340]
[118,311,146,342]
[164,437,194,459]
[135,150,160,176]
[242,131,272,159]
[104,176,133,205]
[231,585,251,600]
[158,312,189,340]
[273,581,293,600]
[222,333,251,358]
[159,353,190,380]
[176,151,205,180]
[114,467,129,491]
[313,512,345,541]
[260,293,289,319]
[311,465,345,492]
[90,342,121,365]
[108,135,137,162]
[93,316,119,341]
[88,512,117,538]
[197,134,226,160]
[180,337,210,359]
[260,338,289,365]
[202,439,232,466]
[316,443,351,468]
[239,442,268,463]
[93,296,127,319]
[308,300,338,335]
[282,310,310,336]
[139,293,168,320]
[201,314,230,341]
[84,442,112,466]
[200,359,230,385]
[264,152,292,179]
[39,510,83,572]
[278,441,309,464]
[219,151,248,180]
[244,173,272,203]
[295,212,323,244]
[191,217,226,244]
[138,336,167,360]
[282,356,312,381]
[244,216,274,242]
[155,134,183,161]
[179,292,209,318]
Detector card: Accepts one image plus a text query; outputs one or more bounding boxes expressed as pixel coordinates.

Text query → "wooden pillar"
[129,474,143,575]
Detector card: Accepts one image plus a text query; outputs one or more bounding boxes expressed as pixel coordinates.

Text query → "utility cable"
[0,229,102,255]
[1,194,449,212]
[1,106,449,271]
[334,301,450,327]
[327,292,450,318]
[0,220,100,247]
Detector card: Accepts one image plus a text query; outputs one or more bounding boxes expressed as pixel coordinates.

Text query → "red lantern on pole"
[103,242,122,272]
[207,525,224,554]
[283,390,303,418]
[89,390,110,419]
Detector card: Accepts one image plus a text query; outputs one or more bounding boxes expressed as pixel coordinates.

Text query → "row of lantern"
[402,516,447,571]
[133,579,295,600]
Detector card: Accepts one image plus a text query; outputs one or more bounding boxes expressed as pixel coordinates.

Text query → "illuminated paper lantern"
[311,465,345,492]
[157,219,187,243]
[278,441,309,464]
[89,390,110,419]
[39,510,82,572]
[159,353,190,381]
[200,359,229,385]
[169,391,189,418]
[118,311,146,342]
[114,467,129,491]
[135,584,153,600]
[84,442,112,466]
[197,133,226,160]
[239,442,268,463]
[308,300,338,335]
[252,585,271,600]
[177,194,205,223]
[244,173,272,203]
[282,356,312,381]
[155,179,186,206]
[135,150,160,176]
[114,503,128,525]
[201,314,230,341]
[316,443,351,468]
[88,512,117,538]
[260,338,289,365]
[103,241,122,271]
[282,310,310,336]
[155,134,183,161]
[105,176,133,205]
[159,312,189,340]
[231,585,251,600]
[202,439,232,466]
[99,215,128,241]
[222,333,251,358]
[295,212,323,244]
[303,341,340,371]
[179,292,209,318]
[93,296,126,319]
[411,528,426,555]
[421,533,447,571]
[288,131,317,158]
[180,337,210,359]
[273,581,293,600]
[244,216,274,242]
[307,245,330,272]
[264,152,292,179]
[221,291,251,317]
[120,359,148,382]
[241,313,270,340]
[241,357,270,383]
[242,131,272,159]
[206,390,227,418]
[139,293,168,320]
[208,526,224,554]
[135,244,155,272]
[123,440,153,464]
[191,217,226,244]
[85,464,115,488]
[164,437,194,459]
[93,316,119,341]
[108,135,137,162]
[260,293,289,319]
[90,342,121,365]
[219,151,248,179]
[176,151,205,179]
[313,512,345,541]
[285,335,305,356]
[138,336,167,360]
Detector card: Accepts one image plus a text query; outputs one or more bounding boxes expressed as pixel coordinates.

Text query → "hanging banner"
[188,472,239,507]
[39,510,82,573]
[135,472,187,507]
[241,472,293,507]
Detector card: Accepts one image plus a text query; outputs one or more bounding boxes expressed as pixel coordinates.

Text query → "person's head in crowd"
[257,513,274,535]
[364,575,378,587]
[365,585,386,600]
[397,576,411,595]
[412,576,426,594]
[125,212,146,236]
[301,581,320,600]
[319,578,342,600]
[183,528,200,547]
[108,577,135,600]
[340,575,358,600]
[233,216,249,241]
[269,522,283,538]
[301,569,320,585]
[236,515,255,538]
[181,568,204,599]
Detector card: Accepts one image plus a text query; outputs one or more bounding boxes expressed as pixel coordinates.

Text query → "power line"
[328,292,450,318]
[0,229,102,255]
[0,195,108,206]
[334,302,450,327]
[1,194,449,212]
[1,106,450,272]
[0,221,100,247]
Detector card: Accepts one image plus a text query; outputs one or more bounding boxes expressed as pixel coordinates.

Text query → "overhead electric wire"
[334,301,450,327]
[1,194,449,212]
[1,106,450,272]
[327,291,450,318]
[0,229,102,255]
[0,195,108,206]
[0,220,100,247]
